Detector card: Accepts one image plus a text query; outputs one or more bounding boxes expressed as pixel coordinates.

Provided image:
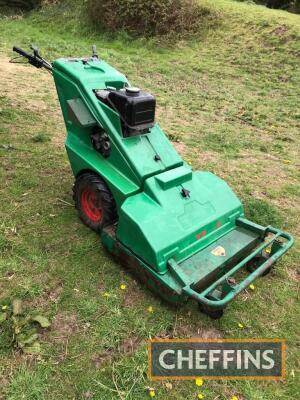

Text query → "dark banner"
[148,339,285,380]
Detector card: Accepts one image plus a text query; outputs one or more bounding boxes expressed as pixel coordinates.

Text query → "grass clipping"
[88,0,215,37]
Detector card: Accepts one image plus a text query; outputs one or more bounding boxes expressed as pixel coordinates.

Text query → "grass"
[0,0,299,399]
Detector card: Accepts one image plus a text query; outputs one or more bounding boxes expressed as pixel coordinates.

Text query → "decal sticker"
[211,245,226,257]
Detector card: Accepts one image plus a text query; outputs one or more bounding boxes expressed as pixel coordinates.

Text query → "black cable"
[9,56,27,64]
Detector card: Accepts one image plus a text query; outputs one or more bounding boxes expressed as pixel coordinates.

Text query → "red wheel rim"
[81,188,103,223]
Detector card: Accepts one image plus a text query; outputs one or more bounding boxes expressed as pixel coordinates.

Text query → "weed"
[31,133,50,143]
[0,299,50,355]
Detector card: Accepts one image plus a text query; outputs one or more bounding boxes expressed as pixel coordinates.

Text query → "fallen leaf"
[17,332,39,348]
[23,341,41,354]
[32,315,51,328]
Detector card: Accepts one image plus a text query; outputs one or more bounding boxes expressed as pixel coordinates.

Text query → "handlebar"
[13,46,32,59]
[12,46,52,71]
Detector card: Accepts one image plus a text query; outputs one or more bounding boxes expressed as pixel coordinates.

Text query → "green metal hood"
[117,166,244,273]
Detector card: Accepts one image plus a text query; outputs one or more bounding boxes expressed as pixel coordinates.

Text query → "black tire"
[198,303,224,320]
[73,172,117,232]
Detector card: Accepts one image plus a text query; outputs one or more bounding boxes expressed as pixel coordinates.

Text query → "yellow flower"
[187,160,192,165]
[249,284,255,291]
[149,389,155,397]
[265,247,271,254]
[120,284,127,290]
[147,306,154,313]
[238,323,244,329]
[1,305,7,310]
[195,378,204,386]
[102,292,111,297]
[197,394,204,399]
[230,396,239,400]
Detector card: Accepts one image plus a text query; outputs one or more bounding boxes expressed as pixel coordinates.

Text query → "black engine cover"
[107,87,155,137]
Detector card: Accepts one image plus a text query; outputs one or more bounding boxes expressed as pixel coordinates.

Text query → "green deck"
[178,226,259,288]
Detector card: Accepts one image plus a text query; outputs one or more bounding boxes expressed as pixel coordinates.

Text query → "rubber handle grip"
[13,46,31,60]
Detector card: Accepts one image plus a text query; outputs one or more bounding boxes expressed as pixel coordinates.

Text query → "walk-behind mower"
[12,46,293,318]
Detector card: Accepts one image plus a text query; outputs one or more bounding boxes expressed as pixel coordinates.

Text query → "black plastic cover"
[109,88,155,137]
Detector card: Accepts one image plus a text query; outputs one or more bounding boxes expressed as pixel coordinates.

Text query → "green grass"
[0,1,299,399]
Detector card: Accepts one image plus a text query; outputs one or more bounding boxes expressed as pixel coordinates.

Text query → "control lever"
[92,45,98,59]
[30,45,40,58]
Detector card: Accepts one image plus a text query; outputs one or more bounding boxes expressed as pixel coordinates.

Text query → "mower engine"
[95,87,156,137]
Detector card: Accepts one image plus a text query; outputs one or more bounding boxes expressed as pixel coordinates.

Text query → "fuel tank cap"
[125,87,140,96]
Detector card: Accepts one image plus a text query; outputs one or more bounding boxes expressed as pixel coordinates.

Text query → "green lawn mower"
[12,45,293,319]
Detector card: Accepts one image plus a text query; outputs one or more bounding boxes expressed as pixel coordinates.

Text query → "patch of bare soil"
[172,141,186,156]
[121,280,146,307]
[0,56,65,145]
[51,311,78,341]
[118,335,140,353]
[0,56,51,109]
[174,324,223,339]
[226,151,291,185]
[196,150,221,167]
[92,335,141,368]
[27,282,64,310]
[271,25,289,37]
[92,348,115,368]
[286,267,300,282]
[157,317,223,340]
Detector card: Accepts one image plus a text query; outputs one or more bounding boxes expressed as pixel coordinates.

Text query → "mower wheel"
[245,254,272,276]
[73,172,117,232]
[198,303,224,320]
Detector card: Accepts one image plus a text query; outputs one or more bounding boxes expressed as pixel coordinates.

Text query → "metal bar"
[182,225,294,309]
[200,231,281,296]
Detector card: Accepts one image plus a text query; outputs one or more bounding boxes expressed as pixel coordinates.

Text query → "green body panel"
[52,58,182,209]
[117,167,244,273]
[52,56,244,273]
[101,226,185,304]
